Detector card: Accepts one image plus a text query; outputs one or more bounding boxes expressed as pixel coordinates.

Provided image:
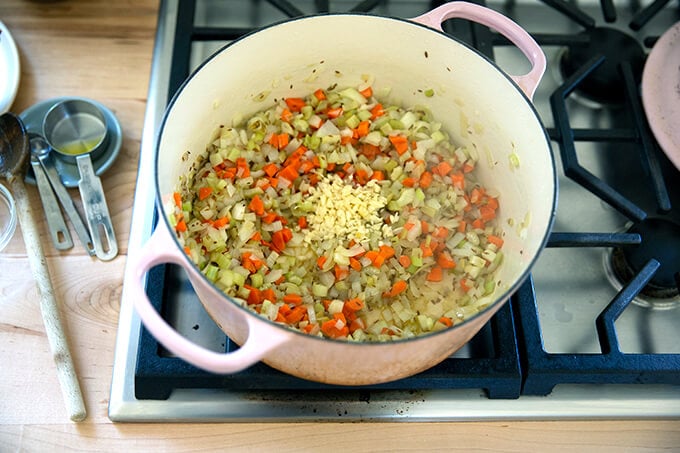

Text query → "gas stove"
[109,0,680,421]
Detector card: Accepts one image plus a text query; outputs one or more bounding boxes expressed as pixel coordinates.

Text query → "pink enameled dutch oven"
[130,2,557,385]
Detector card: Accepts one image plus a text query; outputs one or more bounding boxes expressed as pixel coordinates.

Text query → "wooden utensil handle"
[10,176,87,422]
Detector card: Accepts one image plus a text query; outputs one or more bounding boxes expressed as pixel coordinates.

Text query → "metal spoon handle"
[76,155,118,261]
[9,176,87,422]
[37,154,95,256]
[30,159,73,250]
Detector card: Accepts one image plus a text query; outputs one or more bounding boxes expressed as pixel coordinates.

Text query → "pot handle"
[412,1,546,100]
[129,223,289,374]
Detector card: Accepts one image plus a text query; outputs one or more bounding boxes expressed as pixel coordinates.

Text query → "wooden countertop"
[0,1,678,450]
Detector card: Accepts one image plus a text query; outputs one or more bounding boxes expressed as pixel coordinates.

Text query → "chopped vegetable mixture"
[171,82,504,341]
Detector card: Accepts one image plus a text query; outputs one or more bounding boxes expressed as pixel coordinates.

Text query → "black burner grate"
[134,0,680,402]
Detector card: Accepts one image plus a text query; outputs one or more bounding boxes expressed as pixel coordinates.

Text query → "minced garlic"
[302,173,393,244]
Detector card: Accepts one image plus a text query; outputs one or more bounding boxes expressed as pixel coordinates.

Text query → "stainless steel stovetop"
[109,0,680,421]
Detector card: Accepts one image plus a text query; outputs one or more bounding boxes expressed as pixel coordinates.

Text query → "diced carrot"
[250,231,262,242]
[175,219,187,232]
[198,187,212,201]
[349,257,362,272]
[486,196,499,210]
[433,226,448,239]
[370,103,384,119]
[261,211,278,224]
[420,242,433,258]
[271,228,292,252]
[278,304,292,316]
[235,157,250,178]
[383,279,408,297]
[360,143,381,159]
[401,177,416,187]
[183,246,191,255]
[285,97,306,112]
[389,135,409,155]
[488,235,504,248]
[321,318,349,338]
[248,195,265,216]
[462,162,475,173]
[370,170,385,181]
[420,220,430,235]
[378,244,395,260]
[334,264,349,281]
[457,220,467,233]
[354,168,370,185]
[460,278,472,293]
[450,172,465,190]
[426,265,443,282]
[212,216,229,228]
[313,88,326,101]
[285,305,308,324]
[280,108,293,123]
[262,163,279,177]
[359,86,373,98]
[298,216,307,229]
[261,288,276,303]
[244,285,261,305]
[364,250,379,264]
[345,298,364,312]
[433,161,453,176]
[472,218,485,229]
[173,192,182,209]
[398,255,411,268]
[356,120,370,138]
[326,107,343,119]
[437,251,456,269]
[419,171,433,189]
[480,205,497,222]
[317,255,327,269]
[438,316,453,327]
[348,318,365,334]
[283,293,303,305]
[278,164,299,183]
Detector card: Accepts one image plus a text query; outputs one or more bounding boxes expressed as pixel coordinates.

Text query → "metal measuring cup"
[42,99,118,261]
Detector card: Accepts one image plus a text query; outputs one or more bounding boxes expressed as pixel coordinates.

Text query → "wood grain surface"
[0,1,678,451]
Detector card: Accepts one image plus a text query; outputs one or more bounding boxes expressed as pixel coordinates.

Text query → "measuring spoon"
[43,100,118,261]
[30,134,94,255]
[29,135,73,250]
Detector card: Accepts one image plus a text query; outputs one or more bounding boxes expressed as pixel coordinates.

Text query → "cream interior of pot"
[156,14,556,309]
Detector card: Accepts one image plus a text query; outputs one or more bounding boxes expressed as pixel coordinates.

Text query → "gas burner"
[559,27,645,106]
[610,218,680,304]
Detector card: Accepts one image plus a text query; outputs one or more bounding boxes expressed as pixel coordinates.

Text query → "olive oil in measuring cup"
[42,99,118,261]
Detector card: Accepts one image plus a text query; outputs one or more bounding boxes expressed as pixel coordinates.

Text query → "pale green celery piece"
[431,130,446,144]
[204,264,219,282]
[484,279,496,295]
[357,109,372,121]
[384,158,399,173]
[181,201,192,212]
[400,111,417,129]
[345,114,360,129]
[340,87,367,105]
[424,88,435,97]
[226,147,241,162]
[210,152,223,167]
[250,272,264,288]
[293,119,308,132]
[312,283,329,297]
[389,119,405,130]
[363,131,382,146]
[168,213,177,228]
[301,105,314,119]
[410,248,423,267]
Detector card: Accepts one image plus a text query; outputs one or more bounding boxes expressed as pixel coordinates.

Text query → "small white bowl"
[0,183,17,251]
